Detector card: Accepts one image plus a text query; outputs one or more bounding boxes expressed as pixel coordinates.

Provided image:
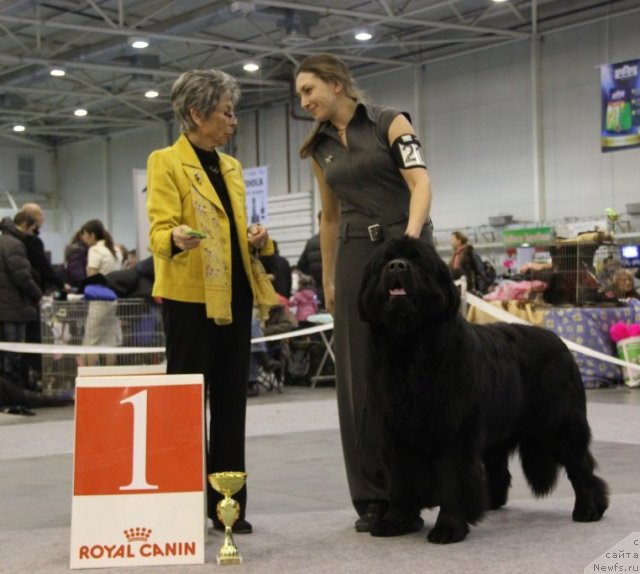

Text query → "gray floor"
[1,383,639,574]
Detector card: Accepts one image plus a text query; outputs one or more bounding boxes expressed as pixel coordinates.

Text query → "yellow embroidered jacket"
[147,133,275,324]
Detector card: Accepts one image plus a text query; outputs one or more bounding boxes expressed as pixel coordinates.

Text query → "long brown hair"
[296,54,366,159]
[80,219,117,258]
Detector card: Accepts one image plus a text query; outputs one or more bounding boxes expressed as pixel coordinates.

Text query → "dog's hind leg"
[555,421,609,522]
[484,441,514,510]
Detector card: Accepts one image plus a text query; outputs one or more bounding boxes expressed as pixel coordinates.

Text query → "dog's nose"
[387,258,408,272]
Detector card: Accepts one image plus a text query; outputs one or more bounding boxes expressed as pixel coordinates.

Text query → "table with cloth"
[467,299,640,387]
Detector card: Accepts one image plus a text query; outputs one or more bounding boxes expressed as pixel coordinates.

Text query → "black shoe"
[355,501,387,533]
[247,382,259,397]
[212,518,253,534]
[5,405,37,416]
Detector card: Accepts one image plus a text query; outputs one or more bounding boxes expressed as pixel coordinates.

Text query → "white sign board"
[70,374,205,569]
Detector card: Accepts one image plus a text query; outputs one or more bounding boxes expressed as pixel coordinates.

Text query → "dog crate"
[543,241,619,306]
[40,297,165,395]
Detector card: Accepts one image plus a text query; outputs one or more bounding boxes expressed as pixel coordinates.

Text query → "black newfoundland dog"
[358,237,609,544]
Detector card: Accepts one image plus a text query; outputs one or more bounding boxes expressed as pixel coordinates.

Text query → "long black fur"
[358,237,609,544]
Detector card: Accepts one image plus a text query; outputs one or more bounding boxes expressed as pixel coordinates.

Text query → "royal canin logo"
[78,526,197,560]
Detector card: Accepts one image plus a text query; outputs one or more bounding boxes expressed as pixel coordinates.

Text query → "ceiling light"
[144,89,159,99]
[13,124,26,132]
[50,67,66,77]
[129,37,149,49]
[355,30,372,42]
[243,61,260,73]
[492,0,508,3]
[74,107,88,117]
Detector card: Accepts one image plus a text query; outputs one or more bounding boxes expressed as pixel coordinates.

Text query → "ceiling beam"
[249,0,530,39]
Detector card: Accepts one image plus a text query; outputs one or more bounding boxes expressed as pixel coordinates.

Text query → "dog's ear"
[434,247,461,317]
[418,242,461,318]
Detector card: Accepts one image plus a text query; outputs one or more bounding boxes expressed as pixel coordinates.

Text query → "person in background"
[79,219,122,367]
[124,248,138,269]
[116,244,129,269]
[295,53,433,533]
[0,211,43,390]
[64,229,89,288]
[449,230,488,294]
[289,273,319,328]
[146,68,277,535]
[260,240,292,298]
[20,203,71,388]
[597,255,621,289]
[611,269,640,299]
[297,211,323,306]
[20,203,70,294]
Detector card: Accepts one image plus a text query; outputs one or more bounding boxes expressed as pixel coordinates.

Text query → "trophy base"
[217,554,243,566]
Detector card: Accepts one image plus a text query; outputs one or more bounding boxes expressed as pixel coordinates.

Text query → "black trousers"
[162,285,252,520]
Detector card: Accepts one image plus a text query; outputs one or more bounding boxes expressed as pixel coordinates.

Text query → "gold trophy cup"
[207,471,247,565]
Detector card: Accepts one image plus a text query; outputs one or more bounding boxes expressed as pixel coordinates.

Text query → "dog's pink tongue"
[389,288,406,296]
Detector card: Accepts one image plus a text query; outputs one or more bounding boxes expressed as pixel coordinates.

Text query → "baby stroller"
[249,317,285,395]
[248,300,298,395]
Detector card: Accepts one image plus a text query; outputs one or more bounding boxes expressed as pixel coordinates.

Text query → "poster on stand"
[600,59,640,152]
[244,166,269,225]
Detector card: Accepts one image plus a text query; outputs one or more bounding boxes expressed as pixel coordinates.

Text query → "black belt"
[339,218,407,242]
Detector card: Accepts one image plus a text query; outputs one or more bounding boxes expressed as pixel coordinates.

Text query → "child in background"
[611,269,640,299]
[290,274,319,327]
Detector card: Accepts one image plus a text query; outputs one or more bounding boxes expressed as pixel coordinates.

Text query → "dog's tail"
[519,438,559,496]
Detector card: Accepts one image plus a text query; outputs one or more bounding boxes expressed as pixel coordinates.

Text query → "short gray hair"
[171,69,240,133]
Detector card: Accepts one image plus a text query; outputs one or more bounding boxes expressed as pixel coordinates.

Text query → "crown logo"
[123,527,152,542]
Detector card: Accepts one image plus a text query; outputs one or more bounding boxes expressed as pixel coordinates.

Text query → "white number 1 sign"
[71,374,205,569]
[119,390,159,491]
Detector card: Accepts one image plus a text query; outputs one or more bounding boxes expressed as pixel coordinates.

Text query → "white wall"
[3,11,640,264]
[0,142,55,196]
[55,123,170,256]
[423,44,535,228]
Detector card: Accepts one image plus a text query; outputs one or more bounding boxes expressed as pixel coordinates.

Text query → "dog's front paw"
[572,476,609,522]
[370,516,424,537]
[427,520,469,544]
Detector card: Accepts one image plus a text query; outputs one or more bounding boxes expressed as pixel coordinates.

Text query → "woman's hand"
[172,225,202,251]
[248,223,268,250]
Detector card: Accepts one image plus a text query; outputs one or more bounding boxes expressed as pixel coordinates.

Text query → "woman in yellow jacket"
[147,69,276,534]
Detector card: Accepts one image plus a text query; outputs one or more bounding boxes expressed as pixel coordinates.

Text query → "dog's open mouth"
[389,286,407,297]
[388,277,408,297]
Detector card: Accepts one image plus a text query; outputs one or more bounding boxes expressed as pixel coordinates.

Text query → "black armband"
[390,134,427,169]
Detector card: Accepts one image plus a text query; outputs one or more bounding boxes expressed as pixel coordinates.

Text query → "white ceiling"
[1,0,638,148]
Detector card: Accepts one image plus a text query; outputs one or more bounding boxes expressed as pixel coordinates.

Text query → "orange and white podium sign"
[70,374,205,569]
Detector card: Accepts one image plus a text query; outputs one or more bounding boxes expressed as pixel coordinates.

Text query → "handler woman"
[296,54,433,532]
[147,69,276,534]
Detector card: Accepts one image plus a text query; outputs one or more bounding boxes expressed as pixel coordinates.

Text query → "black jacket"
[24,232,64,292]
[0,218,43,321]
[80,256,155,299]
[260,253,292,299]
[297,233,323,303]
